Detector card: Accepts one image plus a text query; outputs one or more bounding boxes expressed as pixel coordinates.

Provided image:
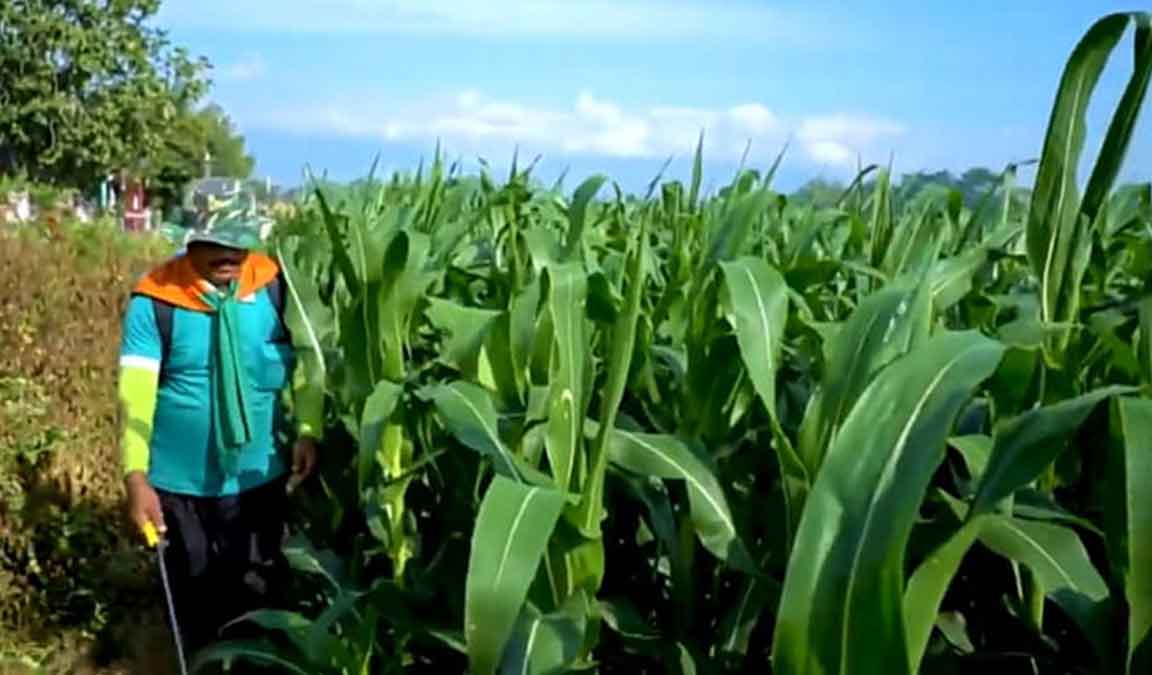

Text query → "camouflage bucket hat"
[183,191,274,250]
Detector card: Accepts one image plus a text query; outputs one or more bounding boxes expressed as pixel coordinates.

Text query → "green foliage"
[148,103,256,210]
[0,0,209,188]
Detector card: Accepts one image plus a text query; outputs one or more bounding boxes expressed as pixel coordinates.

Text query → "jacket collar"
[132,252,280,311]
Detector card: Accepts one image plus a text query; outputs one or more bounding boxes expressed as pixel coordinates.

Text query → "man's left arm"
[281,280,325,489]
[292,353,324,441]
[287,356,323,491]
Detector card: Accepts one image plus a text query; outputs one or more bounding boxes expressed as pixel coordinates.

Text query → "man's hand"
[287,436,318,494]
[125,472,165,540]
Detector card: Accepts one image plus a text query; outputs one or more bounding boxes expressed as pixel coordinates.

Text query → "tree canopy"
[148,103,255,208]
[0,0,218,191]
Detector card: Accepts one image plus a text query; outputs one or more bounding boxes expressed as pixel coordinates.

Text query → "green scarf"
[201,281,253,475]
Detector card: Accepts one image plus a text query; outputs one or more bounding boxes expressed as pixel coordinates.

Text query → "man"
[117,202,323,655]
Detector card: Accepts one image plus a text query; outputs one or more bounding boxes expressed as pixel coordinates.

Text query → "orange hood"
[133,252,281,312]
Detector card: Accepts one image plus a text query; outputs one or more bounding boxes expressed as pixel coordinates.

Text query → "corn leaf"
[882,201,943,280]
[706,189,774,265]
[1026,12,1152,359]
[1107,397,1152,674]
[978,516,1111,655]
[718,257,789,421]
[904,511,988,669]
[950,434,993,487]
[281,533,350,593]
[867,168,893,272]
[563,175,608,259]
[1079,14,1152,228]
[718,256,807,538]
[795,281,933,476]
[716,572,782,660]
[190,639,314,675]
[304,591,368,666]
[425,297,502,378]
[928,243,991,311]
[772,330,1004,675]
[223,609,322,662]
[466,475,567,675]
[607,430,752,570]
[276,239,333,371]
[358,379,403,494]
[579,216,647,538]
[509,279,544,400]
[313,184,361,296]
[904,383,1131,671]
[426,381,522,482]
[543,263,590,493]
[377,230,434,378]
[498,595,589,675]
[970,386,1134,516]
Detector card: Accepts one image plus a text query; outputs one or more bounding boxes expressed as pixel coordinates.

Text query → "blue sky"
[155,1,1151,194]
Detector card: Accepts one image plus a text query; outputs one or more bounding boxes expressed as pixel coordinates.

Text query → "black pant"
[156,477,289,659]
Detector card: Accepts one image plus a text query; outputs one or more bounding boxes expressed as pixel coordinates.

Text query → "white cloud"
[247,90,905,168]
[157,0,842,44]
[798,114,904,144]
[796,113,904,166]
[218,56,266,82]
[728,104,779,136]
[805,141,855,166]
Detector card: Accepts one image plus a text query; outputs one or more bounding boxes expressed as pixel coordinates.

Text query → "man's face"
[187,242,248,286]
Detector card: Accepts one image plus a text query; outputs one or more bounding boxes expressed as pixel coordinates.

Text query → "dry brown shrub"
[0,221,175,672]
[0,222,169,508]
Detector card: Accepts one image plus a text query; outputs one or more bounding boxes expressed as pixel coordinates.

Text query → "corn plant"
[192,11,1152,675]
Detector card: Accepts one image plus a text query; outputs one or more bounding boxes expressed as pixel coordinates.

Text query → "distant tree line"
[790,167,1019,210]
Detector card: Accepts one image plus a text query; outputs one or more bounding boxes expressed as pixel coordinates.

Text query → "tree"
[957,167,1000,203]
[147,103,256,209]
[0,0,209,188]
[894,167,1004,207]
[791,178,846,207]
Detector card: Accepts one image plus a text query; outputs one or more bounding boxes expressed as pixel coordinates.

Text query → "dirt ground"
[0,605,182,675]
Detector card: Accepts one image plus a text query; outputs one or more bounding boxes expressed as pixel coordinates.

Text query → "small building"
[121,175,151,232]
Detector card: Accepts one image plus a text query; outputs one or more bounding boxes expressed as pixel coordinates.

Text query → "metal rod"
[156,538,190,675]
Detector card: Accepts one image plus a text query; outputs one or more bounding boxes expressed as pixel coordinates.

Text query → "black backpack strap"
[266,270,288,341]
[268,271,286,321]
[150,296,175,378]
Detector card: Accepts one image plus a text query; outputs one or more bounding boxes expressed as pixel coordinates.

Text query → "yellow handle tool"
[142,521,160,547]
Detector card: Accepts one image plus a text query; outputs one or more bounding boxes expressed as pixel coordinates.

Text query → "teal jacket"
[117,253,323,496]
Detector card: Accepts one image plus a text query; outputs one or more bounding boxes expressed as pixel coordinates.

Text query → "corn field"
[193,13,1152,675]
